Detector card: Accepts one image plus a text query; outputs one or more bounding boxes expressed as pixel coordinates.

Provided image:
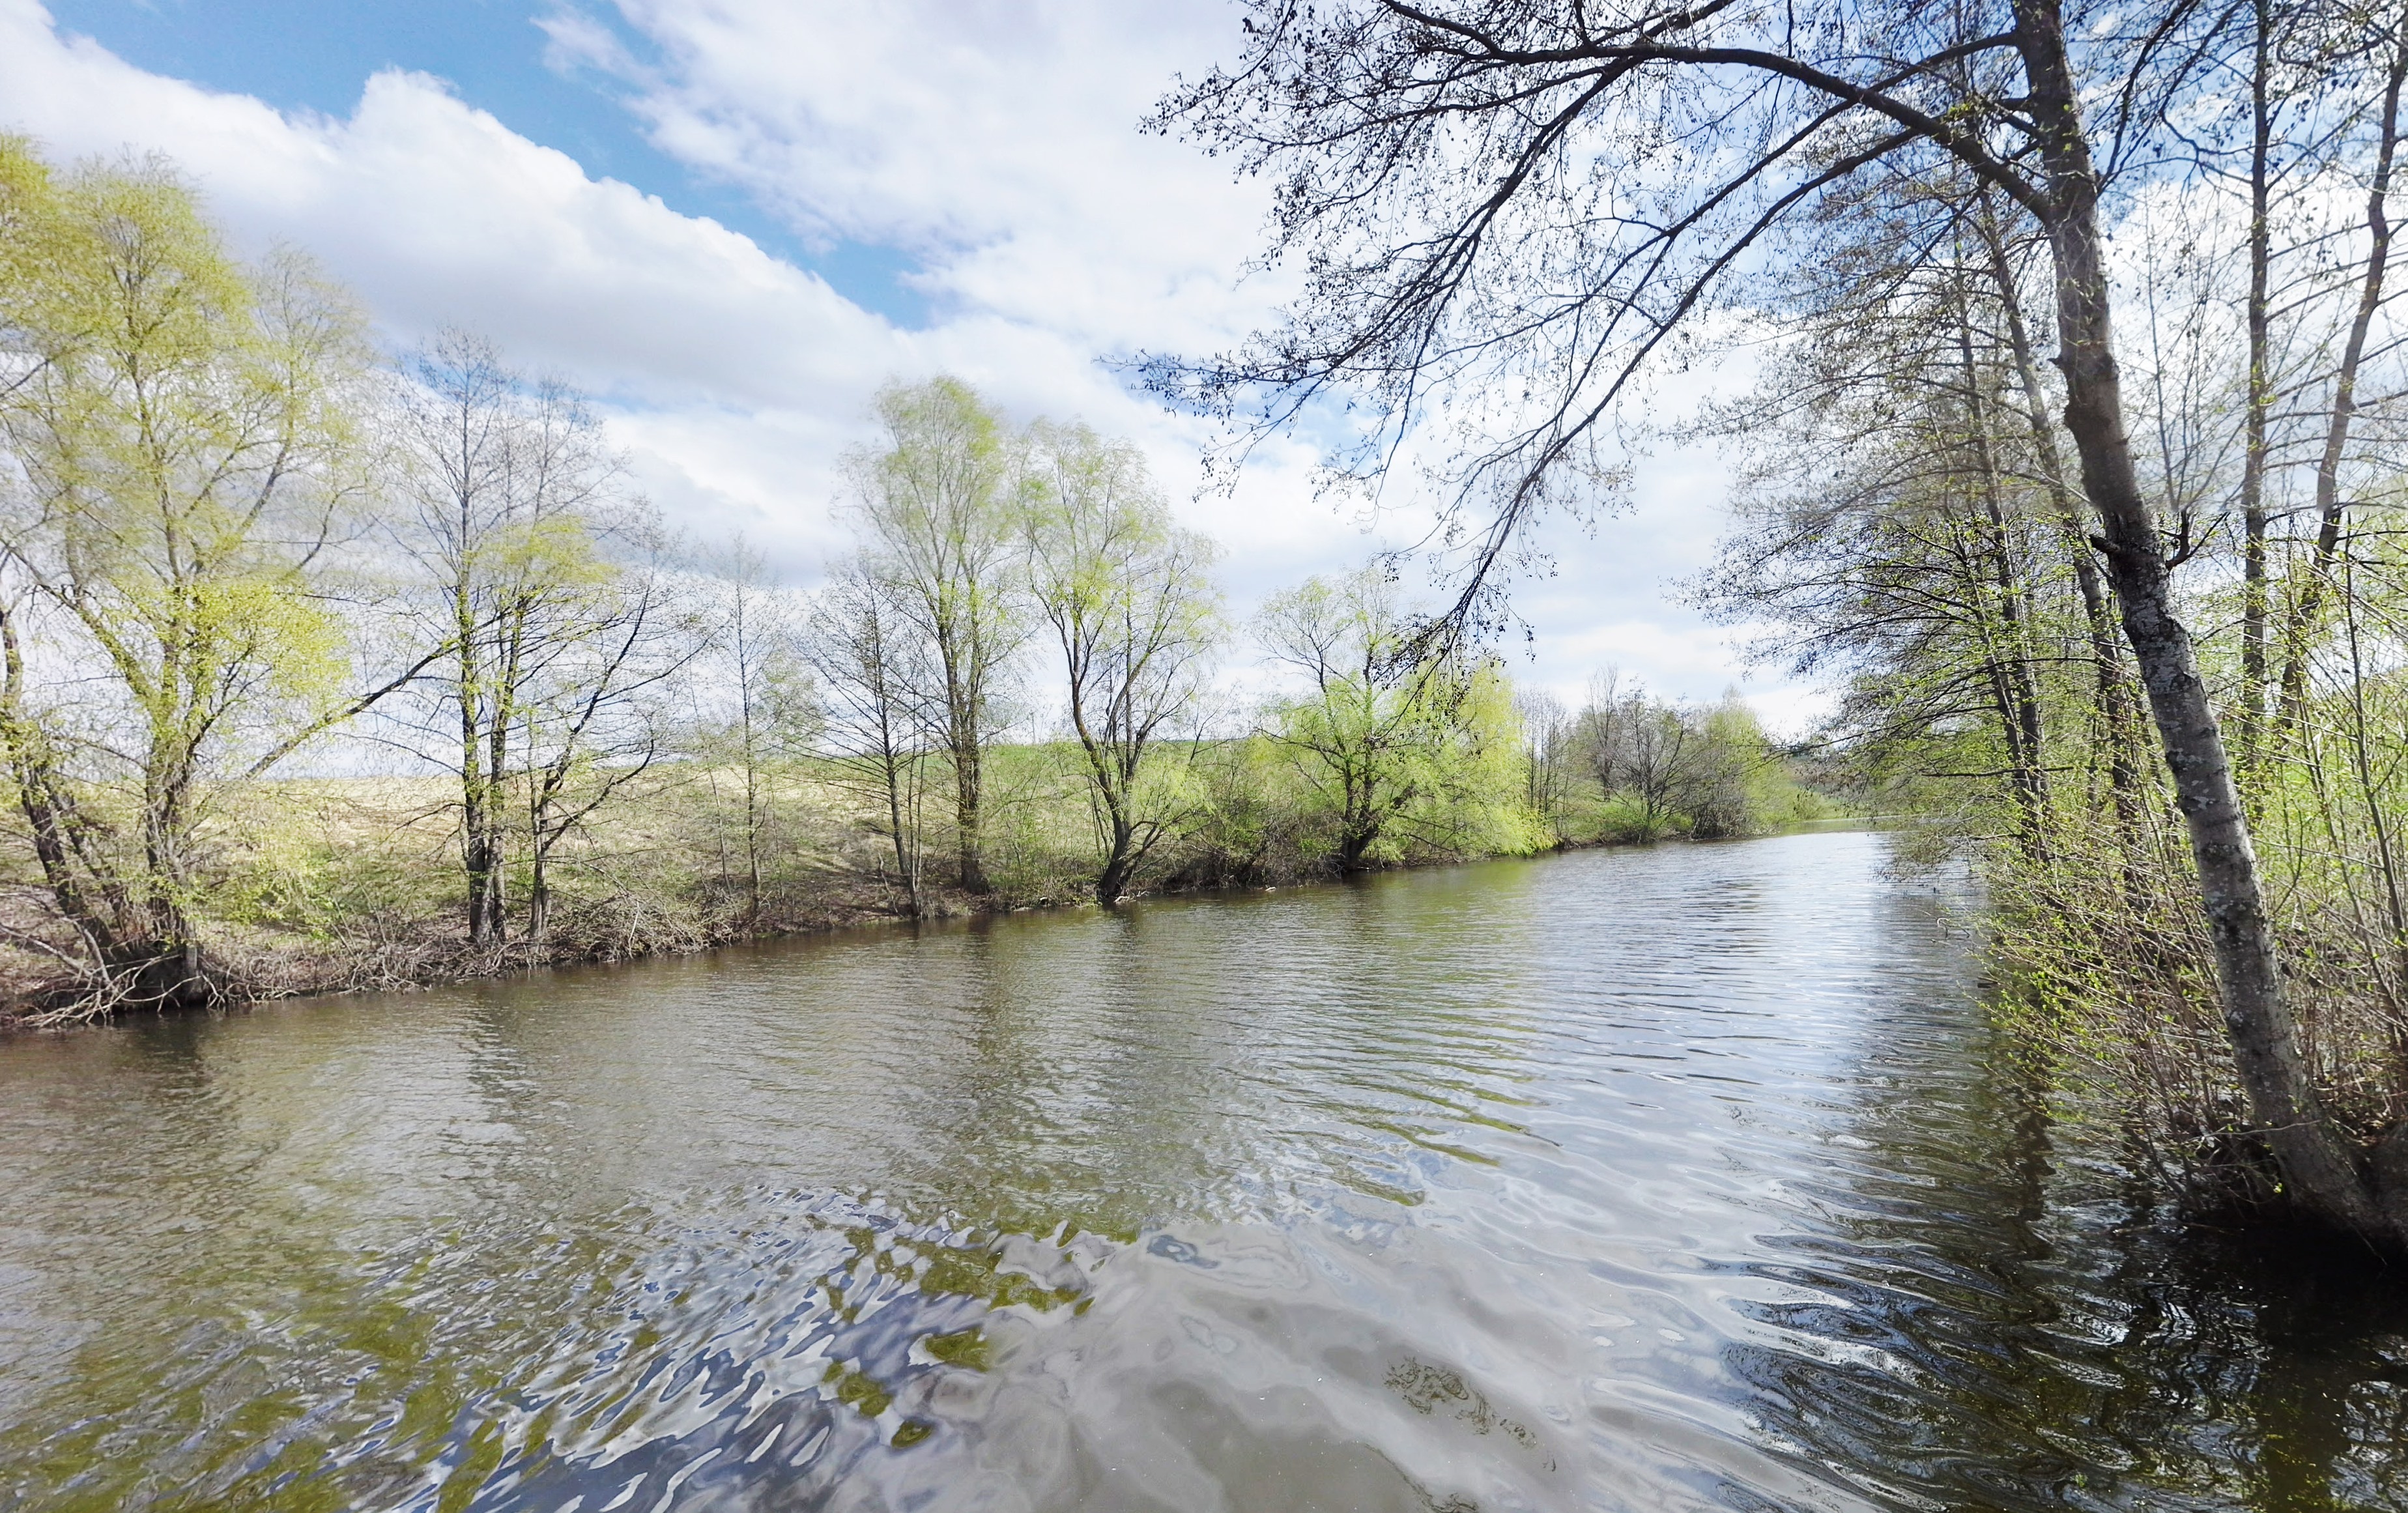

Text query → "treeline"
[1521,677,1822,846]
[1687,5,2408,1220]
[0,141,1819,1024]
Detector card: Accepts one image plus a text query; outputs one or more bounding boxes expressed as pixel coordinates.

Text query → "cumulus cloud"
[1,12,884,405]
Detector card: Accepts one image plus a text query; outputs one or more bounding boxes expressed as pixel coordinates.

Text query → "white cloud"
[0,5,895,406]
[0,0,1813,722]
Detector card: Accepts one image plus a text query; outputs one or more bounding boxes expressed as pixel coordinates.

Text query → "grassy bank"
[1,730,1844,1028]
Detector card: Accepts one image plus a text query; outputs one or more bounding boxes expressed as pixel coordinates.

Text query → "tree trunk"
[2236,0,2275,781]
[2013,0,2394,1245]
[1090,777,1136,904]
[4,609,208,1011]
[480,628,524,945]
[743,746,764,927]
[1338,825,1377,871]
[1975,207,2147,846]
[885,750,923,917]
[455,573,497,949]
[2274,22,2408,745]
[954,739,988,894]
[528,840,551,947]
[1955,295,2051,857]
[1096,824,1138,904]
[134,731,210,1008]
[461,711,494,947]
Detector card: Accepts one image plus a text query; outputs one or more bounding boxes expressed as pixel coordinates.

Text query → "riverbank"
[1,818,1857,1032]
[0,708,1849,1026]
[0,740,1850,1028]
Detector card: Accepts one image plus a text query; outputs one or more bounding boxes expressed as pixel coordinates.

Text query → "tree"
[1692,197,2084,865]
[698,536,817,925]
[386,331,627,948]
[1571,674,1763,841]
[511,525,703,945]
[805,558,938,915]
[1515,686,1575,843]
[848,379,1025,894]
[1259,569,1515,869]
[1022,421,1222,904]
[1154,0,2403,1245]
[1581,680,1702,841]
[0,142,392,1009]
[2272,11,2408,747]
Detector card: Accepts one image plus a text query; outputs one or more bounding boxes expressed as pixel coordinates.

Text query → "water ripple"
[4,833,2407,1510]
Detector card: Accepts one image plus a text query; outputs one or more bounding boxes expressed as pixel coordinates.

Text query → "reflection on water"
[1,833,2404,1510]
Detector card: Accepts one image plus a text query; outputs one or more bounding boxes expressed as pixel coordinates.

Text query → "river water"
[2,831,2405,1511]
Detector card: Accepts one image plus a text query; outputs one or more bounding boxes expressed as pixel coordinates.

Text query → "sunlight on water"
[3,833,2405,1510]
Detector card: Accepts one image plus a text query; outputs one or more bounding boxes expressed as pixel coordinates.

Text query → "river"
[1,831,2403,1511]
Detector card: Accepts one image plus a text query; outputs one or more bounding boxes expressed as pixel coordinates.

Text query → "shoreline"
[1,820,1878,1033]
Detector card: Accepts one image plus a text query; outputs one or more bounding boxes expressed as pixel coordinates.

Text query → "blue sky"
[45,0,932,323]
[1,0,1798,725]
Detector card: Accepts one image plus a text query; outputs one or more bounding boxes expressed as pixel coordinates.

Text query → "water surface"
[3,832,2405,1510]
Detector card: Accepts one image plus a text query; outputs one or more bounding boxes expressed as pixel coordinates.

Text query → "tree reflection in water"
[1727,968,2408,1512]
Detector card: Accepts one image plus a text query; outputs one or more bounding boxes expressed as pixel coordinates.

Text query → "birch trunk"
[2013,0,2394,1244]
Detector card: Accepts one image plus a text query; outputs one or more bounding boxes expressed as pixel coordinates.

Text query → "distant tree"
[699,536,818,925]
[1259,569,1515,869]
[1022,421,1222,903]
[2272,16,2408,749]
[1690,700,1775,839]
[1576,676,1757,842]
[386,332,637,947]
[848,379,1025,894]
[1583,680,1698,843]
[805,558,938,915]
[384,332,708,947]
[512,525,704,945]
[1515,687,1575,844]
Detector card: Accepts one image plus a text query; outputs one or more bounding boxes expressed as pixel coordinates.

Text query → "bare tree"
[700,536,818,925]
[1576,675,1754,841]
[806,558,938,915]
[2274,10,2408,744]
[513,527,704,945]
[386,332,629,948]
[1515,686,1574,841]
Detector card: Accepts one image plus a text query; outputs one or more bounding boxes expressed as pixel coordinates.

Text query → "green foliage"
[1533,682,1821,846]
[0,139,376,995]
[0,220,1817,1020]
[1022,420,1221,901]
[1254,571,1544,871]
[850,377,1027,894]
